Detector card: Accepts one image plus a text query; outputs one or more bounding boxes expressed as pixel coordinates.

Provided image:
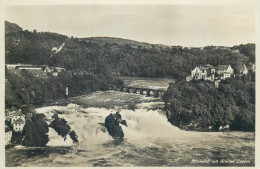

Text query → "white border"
[0,0,259,169]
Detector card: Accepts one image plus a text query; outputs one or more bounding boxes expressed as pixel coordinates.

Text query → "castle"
[186,64,234,82]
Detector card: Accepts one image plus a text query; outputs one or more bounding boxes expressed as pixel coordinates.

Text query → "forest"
[163,71,255,132]
[6,21,255,80]
[5,68,122,109]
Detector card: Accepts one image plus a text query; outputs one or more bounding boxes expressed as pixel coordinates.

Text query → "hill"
[5,21,255,80]
[5,21,23,33]
[80,37,155,48]
[163,73,255,132]
[6,21,255,80]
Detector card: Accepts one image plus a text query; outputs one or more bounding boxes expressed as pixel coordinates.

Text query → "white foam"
[36,105,113,148]
[47,128,74,147]
[35,103,183,148]
[120,109,180,138]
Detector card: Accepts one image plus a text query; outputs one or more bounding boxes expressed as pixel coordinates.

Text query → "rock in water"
[69,130,78,143]
[121,120,127,127]
[105,112,127,140]
[50,114,78,143]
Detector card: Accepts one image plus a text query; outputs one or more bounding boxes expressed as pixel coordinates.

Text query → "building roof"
[55,67,65,69]
[205,64,215,69]
[13,118,24,124]
[10,106,16,111]
[25,69,48,77]
[15,65,48,69]
[192,66,203,72]
[239,64,247,70]
[218,65,229,70]
[223,72,231,75]
[14,109,24,117]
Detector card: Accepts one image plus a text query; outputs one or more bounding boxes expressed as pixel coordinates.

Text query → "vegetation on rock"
[49,114,78,143]
[105,112,127,140]
[22,114,49,147]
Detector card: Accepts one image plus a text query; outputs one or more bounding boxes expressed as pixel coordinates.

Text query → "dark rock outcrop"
[50,114,78,143]
[104,112,127,140]
[22,114,49,147]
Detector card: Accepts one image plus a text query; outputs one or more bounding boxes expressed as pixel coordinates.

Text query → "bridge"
[110,85,165,98]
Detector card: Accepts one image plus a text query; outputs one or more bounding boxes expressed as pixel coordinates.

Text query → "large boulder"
[49,114,78,143]
[104,112,127,140]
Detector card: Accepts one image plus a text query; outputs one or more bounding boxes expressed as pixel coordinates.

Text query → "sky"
[5,4,256,47]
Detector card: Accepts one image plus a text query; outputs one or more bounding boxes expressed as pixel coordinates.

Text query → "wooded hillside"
[6,21,255,80]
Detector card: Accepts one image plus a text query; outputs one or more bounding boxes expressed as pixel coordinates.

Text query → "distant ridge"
[5,21,255,80]
[5,21,23,33]
[79,37,171,49]
[80,37,145,45]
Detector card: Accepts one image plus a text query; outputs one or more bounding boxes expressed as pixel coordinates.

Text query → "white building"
[186,64,235,82]
[223,73,231,79]
[13,118,25,132]
[217,64,234,75]
[15,65,51,73]
[11,109,26,132]
[66,87,69,96]
[217,65,234,79]
[54,67,66,72]
[6,64,32,69]
[5,131,12,145]
[187,64,215,82]
[251,64,255,72]
[240,64,248,75]
[11,109,25,124]
[5,106,17,122]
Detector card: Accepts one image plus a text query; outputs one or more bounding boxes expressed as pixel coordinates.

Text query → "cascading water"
[6,90,255,167]
[36,103,181,148]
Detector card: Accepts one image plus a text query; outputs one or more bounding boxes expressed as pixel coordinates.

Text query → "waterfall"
[36,103,180,148]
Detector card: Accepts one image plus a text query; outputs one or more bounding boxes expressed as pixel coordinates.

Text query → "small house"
[5,130,12,145]
[251,64,255,72]
[217,64,234,75]
[13,118,25,132]
[42,66,51,73]
[240,64,248,75]
[11,109,26,132]
[11,109,25,124]
[54,67,66,72]
[187,65,216,82]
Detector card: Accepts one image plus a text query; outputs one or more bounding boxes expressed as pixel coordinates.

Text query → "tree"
[22,114,49,147]
[163,77,255,132]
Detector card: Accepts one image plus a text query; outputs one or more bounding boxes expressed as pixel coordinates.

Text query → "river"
[5,77,255,167]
